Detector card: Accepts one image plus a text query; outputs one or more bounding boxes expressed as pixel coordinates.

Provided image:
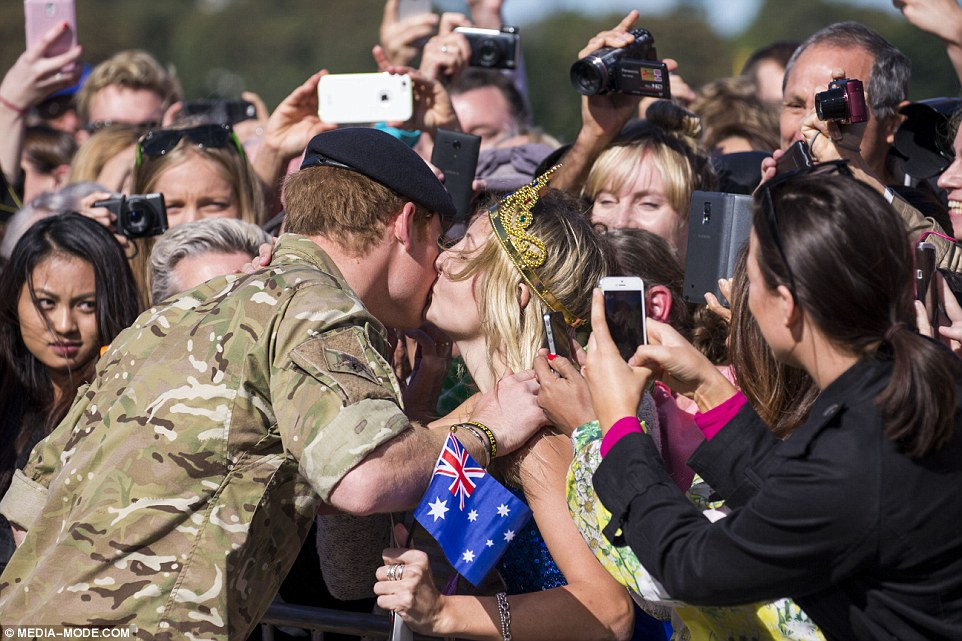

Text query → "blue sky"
[437,0,902,36]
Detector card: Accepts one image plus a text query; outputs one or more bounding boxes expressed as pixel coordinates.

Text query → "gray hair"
[1,181,111,260]
[149,218,271,304]
[783,21,910,122]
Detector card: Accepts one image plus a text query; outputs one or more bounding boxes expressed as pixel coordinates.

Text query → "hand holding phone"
[916,241,938,326]
[599,276,647,361]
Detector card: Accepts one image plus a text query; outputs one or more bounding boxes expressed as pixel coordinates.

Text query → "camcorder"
[94,193,169,239]
[815,78,868,125]
[455,26,520,70]
[570,28,670,98]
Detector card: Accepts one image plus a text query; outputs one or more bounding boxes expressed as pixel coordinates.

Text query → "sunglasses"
[135,123,245,167]
[756,159,853,301]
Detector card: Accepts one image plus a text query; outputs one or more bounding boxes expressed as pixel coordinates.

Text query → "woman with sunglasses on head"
[373,174,641,641]
[0,213,141,573]
[583,163,962,640]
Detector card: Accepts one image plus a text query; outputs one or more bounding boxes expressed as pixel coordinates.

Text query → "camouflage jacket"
[0,235,409,639]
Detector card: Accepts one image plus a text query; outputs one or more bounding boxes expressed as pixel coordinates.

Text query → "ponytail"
[878,325,962,458]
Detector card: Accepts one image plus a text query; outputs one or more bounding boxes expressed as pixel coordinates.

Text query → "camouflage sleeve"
[0,470,47,531]
[270,284,410,503]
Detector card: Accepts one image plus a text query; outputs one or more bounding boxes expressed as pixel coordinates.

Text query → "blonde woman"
[374,177,637,641]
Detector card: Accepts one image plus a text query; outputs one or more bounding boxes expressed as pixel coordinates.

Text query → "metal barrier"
[259,601,410,641]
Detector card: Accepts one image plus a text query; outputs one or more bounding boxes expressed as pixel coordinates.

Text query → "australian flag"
[414,432,532,586]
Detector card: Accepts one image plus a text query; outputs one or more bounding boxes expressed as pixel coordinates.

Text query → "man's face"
[450,86,518,150]
[389,213,445,330]
[87,85,166,130]
[780,43,892,175]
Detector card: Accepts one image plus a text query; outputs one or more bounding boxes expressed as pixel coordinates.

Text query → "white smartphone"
[398,0,432,21]
[599,276,647,361]
[25,0,76,56]
[317,73,413,125]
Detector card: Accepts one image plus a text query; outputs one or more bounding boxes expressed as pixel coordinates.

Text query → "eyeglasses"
[135,123,245,167]
[755,160,853,301]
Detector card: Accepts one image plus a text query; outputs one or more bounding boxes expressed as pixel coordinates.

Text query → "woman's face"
[590,152,686,256]
[97,143,136,194]
[746,231,792,364]
[426,215,488,340]
[152,152,239,227]
[18,254,100,376]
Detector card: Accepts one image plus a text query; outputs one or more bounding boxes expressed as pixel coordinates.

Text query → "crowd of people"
[1,0,961,640]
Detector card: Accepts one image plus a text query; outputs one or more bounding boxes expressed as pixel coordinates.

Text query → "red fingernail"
[548,353,556,361]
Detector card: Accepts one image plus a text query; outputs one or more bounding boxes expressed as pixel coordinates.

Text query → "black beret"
[300,127,457,220]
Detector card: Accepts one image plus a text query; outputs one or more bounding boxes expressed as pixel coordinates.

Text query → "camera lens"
[570,58,609,96]
[815,87,848,122]
[126,205,148,235]
[477,38,501,67]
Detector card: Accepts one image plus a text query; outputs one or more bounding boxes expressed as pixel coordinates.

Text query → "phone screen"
[604,289,647,361]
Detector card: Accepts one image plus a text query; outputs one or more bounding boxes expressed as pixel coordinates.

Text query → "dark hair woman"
[584,167,962,641]
[0,213,141,571]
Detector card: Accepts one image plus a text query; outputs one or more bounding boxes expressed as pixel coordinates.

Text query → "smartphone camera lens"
[378,90,391,103]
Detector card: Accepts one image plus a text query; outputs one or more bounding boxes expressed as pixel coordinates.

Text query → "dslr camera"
[815,78,868,124]
[94,194,169,239]
[454,26,520,70]
[570,28,670,98]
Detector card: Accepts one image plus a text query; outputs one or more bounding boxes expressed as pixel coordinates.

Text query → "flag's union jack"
[435,434,486,510]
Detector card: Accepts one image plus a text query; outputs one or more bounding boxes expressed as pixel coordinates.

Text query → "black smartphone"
[542,311,573,361]
[181,98,257,126]
[776,139,814,175]
[916,241,938,325]
[431,129,481,222]
[683,191,753,306]
[599,276,647,361]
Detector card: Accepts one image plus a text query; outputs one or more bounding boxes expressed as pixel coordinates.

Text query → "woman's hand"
[703,277,734,323]
[533,350,596,436]
[583,289,652,432]
[374,548,445,634]
[418,13,472,83]
[0,22,83,111]
[379,0,440,67]
[76,191,130,249]
[372,48,461,134]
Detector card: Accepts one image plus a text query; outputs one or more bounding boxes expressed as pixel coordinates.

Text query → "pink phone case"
[24,0,76,56]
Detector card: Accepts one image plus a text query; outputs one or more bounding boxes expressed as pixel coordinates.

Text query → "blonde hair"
[582,101,716,226]
[449,189,613,382]
[67,124,141,185]
[126,127,265,307]
[76,50,181,124]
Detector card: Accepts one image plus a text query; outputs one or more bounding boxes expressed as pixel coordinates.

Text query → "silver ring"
[440,45,449,54]
[387,563,404,581]
[54,71,63,82]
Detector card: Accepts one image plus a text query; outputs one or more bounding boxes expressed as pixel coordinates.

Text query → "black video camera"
[570,28,670,98]
[455,26,520,70]
[94,194,168,239]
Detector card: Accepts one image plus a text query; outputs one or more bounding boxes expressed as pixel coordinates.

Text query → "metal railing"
[259,601,433,641]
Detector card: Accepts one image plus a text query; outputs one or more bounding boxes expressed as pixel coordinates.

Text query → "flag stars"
[462,549,476,563]
[468,510,478,522]
[497,504,510,517]
[504,529,516,542]
[486,539,494,548]
[427,497,449,522]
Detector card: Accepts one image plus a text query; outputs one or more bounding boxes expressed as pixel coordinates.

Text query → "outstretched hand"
[533,349,596,436]
[380,0,440,67]
[470,368,547,455]
[373,46,461,134]
[0,22,83,111]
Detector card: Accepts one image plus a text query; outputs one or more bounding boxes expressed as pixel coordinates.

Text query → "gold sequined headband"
[488,165,583,328]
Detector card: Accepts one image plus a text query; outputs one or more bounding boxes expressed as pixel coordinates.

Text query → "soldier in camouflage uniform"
[0,128,546,639]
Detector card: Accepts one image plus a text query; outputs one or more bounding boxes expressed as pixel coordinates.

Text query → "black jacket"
[594,356,962,641]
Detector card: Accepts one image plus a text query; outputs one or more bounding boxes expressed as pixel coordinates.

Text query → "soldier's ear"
[392,202,418,250]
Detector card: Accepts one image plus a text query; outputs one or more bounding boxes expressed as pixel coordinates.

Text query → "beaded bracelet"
[496,591,512,641]
[463,420,498,458]
[450,423,491,467]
